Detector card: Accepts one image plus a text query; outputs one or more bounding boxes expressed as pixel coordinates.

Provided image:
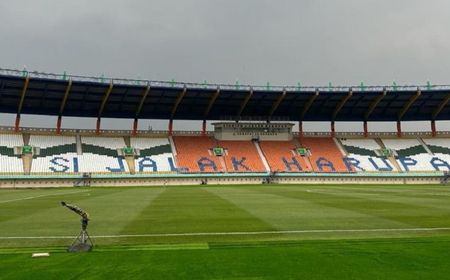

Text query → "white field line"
[306,189,450,196]
[2,227,450,239]
[0,190,90,204]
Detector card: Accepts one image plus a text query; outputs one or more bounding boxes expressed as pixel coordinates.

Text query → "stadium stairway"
[333,138,348,157]
[168,136,178,164]
[423,138,450,171]
[418,138,433,154]
[21,133,32,174]
[292,138,314,171]
[253,141,271,172]
[424,138,450,155]
[259,140,312,172]
[217,141,267,173]
[376,139,402,172]
[299,137,348,172]
[76,134,82,155]
[382,138,450,172]
[125,156,136,174]
[340,138,392,172]
[121,136,136,174]
[131,137,175,172]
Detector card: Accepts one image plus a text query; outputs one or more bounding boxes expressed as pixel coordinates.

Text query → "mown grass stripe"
[2,227,450,239]
[249,186,448,229]
[121,187,274,235]
[0,190,90,204]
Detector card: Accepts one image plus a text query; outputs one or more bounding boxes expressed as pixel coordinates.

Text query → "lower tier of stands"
[1,132,450,174]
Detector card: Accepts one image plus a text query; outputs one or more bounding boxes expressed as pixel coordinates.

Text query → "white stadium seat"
[340,138,388,171]
[0,134,23,173]
[382,138,442,171]
[131,137,176,172]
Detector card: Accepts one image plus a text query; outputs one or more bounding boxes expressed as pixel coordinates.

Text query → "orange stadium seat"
[173,136,224,172]
[299,138,348,172]
[259,141,312,172]
[217,141,266,172]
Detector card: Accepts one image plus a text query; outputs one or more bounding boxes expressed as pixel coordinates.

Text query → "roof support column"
[132,118,138,136]
[298,121,303,138]
[14,116,21,132]
[431,92,450,138]
[331,121,336,137]
[332,89,353,120]
[56,116,62,134]
[397,121,402,138]
[432,92,450,121]
[96,81,114,135]
[202,120,206,136]
[133,84,151,136]
[268,89,286,118]
[301,89,319,120]
[364,88,387,121]
[96,118,101,135]
[363,121,368,138]
[203,87,220,119]
[56,79,73,135]
[171,86,187,119]
[237,88,253,118]
[15,76,30,132]
[431,120,437,137]
[396,87,420,138]
[168,119,173,136]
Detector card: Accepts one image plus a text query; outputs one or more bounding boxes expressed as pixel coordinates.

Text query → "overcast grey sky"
[1,0,450,130]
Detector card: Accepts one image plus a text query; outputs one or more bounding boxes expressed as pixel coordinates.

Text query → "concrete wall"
[0,175,443,188]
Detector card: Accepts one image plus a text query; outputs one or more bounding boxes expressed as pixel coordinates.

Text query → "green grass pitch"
[1,184,450,279]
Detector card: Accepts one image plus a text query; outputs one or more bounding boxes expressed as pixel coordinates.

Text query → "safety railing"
[0,171,444,180]
[2,67,450,93]
[1,126,449,138]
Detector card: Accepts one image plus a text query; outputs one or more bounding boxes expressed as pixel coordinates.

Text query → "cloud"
[1,0,449,129]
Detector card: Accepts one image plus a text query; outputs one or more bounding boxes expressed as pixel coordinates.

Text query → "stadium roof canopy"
[1,68,450,122]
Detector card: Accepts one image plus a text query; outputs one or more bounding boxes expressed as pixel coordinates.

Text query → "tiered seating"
[30,135,78,173]
[0,134,23,173]
[82,136,126,150]
[217,141,266,172]
[423,138,450,156]
[79,137,128,173]
[421,138,450,171]
[173,136,223,172]
[340,138,389,171]
[1,132,449,174]
[381,138,435,171]
[259,141,311,172]
[300,138,348,172]
[131,137,175,172]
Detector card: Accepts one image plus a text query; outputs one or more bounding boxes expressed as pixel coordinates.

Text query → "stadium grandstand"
[1,68,450,187]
